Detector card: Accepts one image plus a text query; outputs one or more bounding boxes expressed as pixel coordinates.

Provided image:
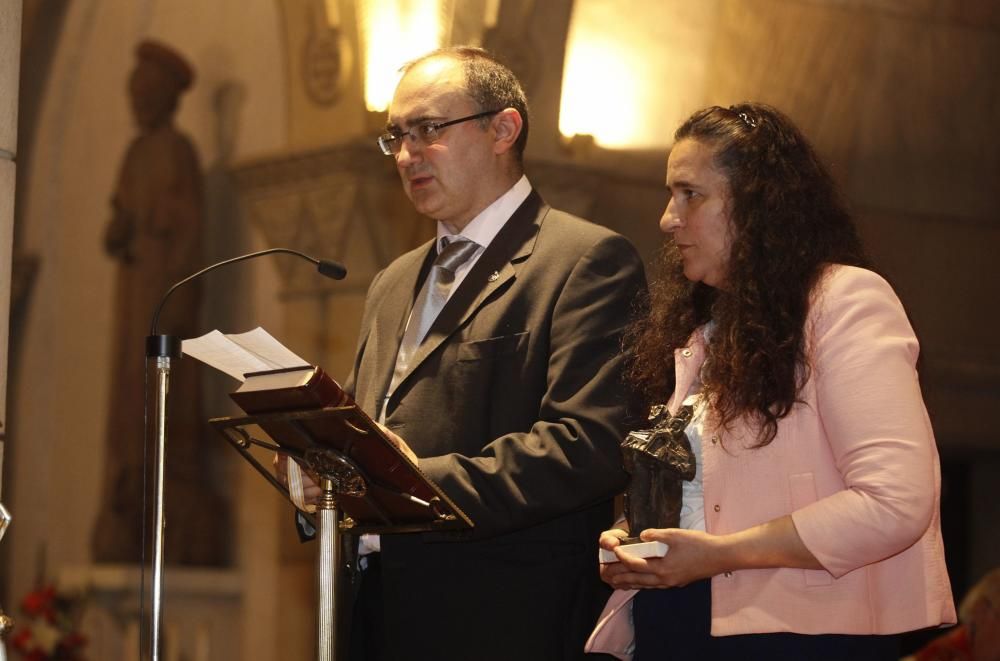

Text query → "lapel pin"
[488,270,500,282]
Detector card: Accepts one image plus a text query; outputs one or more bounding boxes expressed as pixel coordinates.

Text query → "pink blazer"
[587,265,956,659]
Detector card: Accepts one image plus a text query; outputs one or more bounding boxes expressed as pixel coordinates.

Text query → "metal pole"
[316,477,339,661]
[0,608,10,661]
[150,356,171,661]
[0,503,11,661]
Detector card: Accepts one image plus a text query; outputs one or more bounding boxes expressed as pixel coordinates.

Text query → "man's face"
[387,57,499,231]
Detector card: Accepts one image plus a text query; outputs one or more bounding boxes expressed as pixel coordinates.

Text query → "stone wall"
[0,0,21,498]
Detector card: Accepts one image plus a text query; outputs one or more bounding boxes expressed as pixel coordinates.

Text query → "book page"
[182,327,308,381]
[225,327,310,370]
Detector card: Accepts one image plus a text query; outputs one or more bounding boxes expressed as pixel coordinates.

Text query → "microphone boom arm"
[149,248,346,336]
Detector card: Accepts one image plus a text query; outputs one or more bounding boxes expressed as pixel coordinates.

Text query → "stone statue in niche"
[92,40,230,566]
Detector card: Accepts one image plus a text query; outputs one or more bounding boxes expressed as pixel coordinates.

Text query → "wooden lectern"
[209,366,472,661]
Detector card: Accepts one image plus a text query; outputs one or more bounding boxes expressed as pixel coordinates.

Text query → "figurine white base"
[599,541,669,564]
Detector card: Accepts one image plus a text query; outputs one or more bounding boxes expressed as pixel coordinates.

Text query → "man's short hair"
[401,46,530,163]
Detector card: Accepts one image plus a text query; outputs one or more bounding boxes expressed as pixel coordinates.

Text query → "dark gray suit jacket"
[344,190,646,660]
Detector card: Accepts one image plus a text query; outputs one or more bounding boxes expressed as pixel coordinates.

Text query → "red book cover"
[229,366,349,414]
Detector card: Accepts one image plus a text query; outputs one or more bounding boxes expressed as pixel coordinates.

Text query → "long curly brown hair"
[625,103,869,446]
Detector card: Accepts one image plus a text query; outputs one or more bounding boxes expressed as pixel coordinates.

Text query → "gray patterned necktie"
[390,236,479,389]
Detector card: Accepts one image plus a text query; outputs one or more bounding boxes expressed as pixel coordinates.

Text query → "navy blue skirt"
[633,579,900,660]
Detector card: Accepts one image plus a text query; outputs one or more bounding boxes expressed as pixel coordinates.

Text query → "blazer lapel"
[393,191,544,390]
[667,328,707,415]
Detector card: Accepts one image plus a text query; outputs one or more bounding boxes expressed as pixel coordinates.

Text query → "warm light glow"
[560,1,720,150]
[559,38,645,149]
[360,0,446,112]
[323,0,340,26]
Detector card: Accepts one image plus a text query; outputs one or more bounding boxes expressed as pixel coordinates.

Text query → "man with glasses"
[343,47,645,660]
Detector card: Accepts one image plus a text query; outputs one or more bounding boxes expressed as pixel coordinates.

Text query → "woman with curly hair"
[586,103,956,660]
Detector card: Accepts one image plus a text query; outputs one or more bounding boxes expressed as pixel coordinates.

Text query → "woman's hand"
[602,528,729,590]
[603,516,824,590]
[598,527,631,587]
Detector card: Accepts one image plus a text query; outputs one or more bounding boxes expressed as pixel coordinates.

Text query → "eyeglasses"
[377,109,502,156]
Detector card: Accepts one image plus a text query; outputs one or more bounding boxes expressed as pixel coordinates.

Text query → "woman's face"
[660,139,734,289]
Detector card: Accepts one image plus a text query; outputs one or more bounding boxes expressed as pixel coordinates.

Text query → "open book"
[183,327,346,412]
[182,327,310,381]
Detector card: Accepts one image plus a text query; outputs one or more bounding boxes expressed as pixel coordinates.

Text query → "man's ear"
[492,108,523,156]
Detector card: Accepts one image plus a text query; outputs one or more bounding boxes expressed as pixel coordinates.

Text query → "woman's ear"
[492,108,523,156]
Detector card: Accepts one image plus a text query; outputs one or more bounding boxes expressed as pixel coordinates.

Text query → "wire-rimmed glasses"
[377,109,502,156]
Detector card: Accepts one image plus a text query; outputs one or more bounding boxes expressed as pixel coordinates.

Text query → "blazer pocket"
[789,472,833,586]
[457,331,530,362]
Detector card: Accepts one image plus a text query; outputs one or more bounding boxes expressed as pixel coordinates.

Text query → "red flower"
[14,583,89,660]
[21,585,56,618]
[11,626,34,650]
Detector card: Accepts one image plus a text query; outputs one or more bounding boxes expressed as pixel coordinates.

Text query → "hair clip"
[737,111,757,129]
[729,106,758,129]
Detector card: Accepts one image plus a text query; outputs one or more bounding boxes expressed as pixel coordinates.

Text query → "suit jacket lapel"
[395,191,545,390]
[367,240,436,409]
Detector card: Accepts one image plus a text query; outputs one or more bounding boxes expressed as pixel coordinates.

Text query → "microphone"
[149,248,347,339]
[140,247,344,656]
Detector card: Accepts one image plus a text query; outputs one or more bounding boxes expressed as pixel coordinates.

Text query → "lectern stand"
[208,369,472,661]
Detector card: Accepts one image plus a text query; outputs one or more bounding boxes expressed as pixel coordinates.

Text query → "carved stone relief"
[231,140,432,376]
[302,0,350,107]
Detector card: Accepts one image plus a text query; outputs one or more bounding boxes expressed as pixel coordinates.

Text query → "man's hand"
[271,424,417,508]
[377,422,418,466]
[273,453,322,505]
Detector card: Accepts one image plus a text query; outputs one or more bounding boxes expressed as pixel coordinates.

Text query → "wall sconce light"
[359,0,448,113]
